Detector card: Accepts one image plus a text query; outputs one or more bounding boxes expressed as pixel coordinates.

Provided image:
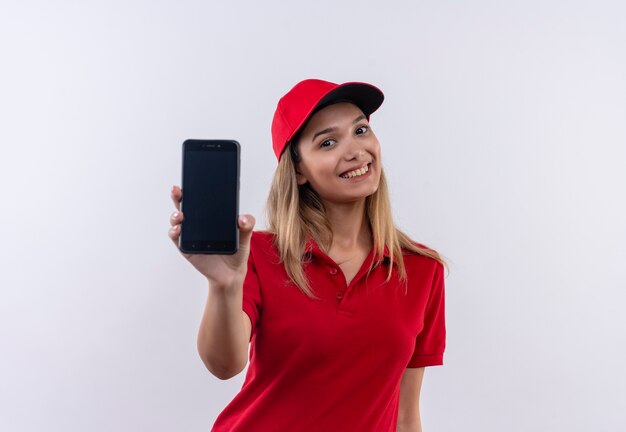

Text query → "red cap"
[271,79,384,160]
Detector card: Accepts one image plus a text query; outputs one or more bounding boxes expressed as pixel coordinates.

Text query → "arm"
[168,186,255,380]
[397,367,425,432]
[197,282,252,380]
[398,261,445,430]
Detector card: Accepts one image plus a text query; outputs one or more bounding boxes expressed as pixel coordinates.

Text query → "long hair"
[265,141,445,298]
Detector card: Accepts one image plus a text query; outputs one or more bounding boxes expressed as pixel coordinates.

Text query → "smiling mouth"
[339,163,372,179]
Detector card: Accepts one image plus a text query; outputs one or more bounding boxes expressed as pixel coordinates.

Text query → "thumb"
[237,214,256,248]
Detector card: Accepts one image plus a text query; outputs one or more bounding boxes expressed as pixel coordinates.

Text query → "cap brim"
[316,82,384,118]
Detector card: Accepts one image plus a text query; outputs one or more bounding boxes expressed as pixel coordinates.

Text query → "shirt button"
[336,292,344,300]
[329,268,338,275]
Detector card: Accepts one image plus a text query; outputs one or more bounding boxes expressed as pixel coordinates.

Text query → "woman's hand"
[168,185,256,289]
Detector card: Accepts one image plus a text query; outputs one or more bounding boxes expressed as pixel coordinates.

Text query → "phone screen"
[180,139,239,254]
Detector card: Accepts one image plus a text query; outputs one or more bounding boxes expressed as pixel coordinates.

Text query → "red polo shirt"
[211,231,445,431]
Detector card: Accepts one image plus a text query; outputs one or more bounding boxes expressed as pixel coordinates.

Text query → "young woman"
[168,79,446,431]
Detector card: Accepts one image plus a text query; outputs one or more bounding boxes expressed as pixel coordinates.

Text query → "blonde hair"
[265,142,445,298]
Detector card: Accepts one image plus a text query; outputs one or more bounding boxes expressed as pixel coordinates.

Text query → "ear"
[296,172,308,185]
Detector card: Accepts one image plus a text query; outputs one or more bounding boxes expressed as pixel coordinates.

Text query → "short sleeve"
[407,261,446,368]
[242,246,262,338]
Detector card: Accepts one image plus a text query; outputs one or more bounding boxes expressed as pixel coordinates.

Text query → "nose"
[344,137,366,161]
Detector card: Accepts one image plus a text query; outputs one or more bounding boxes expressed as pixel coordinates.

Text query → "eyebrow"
[311,114,368,142]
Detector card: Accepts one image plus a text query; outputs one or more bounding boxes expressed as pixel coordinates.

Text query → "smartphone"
[179,139,240,254]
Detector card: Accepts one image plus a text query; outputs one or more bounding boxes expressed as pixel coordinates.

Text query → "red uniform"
[211,231,445,431]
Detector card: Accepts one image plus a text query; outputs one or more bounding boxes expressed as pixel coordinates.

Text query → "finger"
[168,224,180,245]
[170,210,183,227]
[237,214,256,249]
[171,185,182,211]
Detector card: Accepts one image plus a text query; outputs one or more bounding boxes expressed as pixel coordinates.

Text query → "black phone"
[179,139,240,254]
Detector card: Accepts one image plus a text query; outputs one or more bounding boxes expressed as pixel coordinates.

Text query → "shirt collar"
[302,235,393,266]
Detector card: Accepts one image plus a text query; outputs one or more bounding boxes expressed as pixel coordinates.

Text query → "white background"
[1,1,625,431]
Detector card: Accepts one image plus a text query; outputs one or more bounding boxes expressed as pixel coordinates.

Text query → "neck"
[323,199,371,251]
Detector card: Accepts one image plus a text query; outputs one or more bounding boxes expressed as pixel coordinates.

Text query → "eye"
[319,139,336,148]
[355,125,369,135]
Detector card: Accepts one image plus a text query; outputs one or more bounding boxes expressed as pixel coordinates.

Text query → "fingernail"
[173,211,179,219]
[240,216,247,226]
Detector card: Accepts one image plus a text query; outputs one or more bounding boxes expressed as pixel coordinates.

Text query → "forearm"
[197,278,249,379]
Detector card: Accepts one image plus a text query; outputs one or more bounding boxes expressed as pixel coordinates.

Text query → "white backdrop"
[1,1,625,431]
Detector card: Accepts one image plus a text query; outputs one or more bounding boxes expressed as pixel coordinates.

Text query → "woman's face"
[295,102,381,205]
